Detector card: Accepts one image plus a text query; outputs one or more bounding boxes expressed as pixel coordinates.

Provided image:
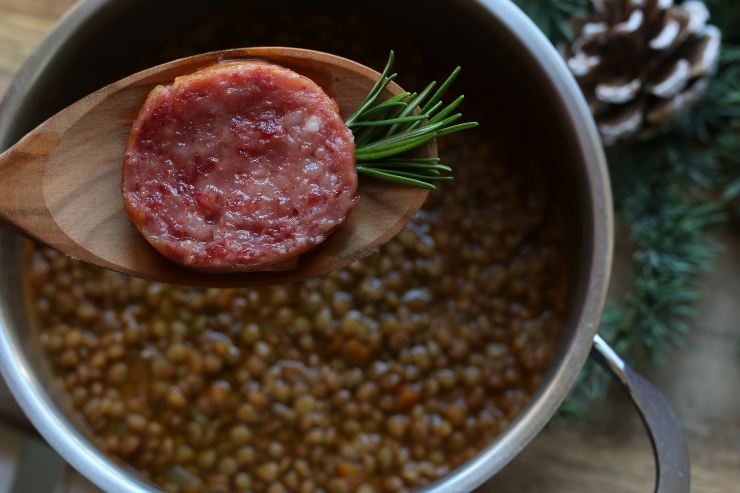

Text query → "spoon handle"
[0,81,143,267]
[0,133,58,237]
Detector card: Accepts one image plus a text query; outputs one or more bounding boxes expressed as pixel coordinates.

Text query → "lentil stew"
[25,7,569,493]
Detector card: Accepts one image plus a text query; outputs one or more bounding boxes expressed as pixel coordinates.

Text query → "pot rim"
[0,1,613,492]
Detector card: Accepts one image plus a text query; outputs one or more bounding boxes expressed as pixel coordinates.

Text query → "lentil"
[27,10,568,493]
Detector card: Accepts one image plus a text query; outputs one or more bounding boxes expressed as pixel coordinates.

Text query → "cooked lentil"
[26,9,569,493]
[27,124,565,492]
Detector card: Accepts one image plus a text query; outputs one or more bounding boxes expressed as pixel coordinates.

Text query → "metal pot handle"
[591,335,690,493]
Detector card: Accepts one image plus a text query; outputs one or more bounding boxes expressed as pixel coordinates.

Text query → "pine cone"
[564,0,721,145]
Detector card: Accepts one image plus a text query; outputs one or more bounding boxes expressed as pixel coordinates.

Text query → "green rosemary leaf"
[356,167,437,190]
[356,93,411,118]
[424,100,444,115]
[349,114,429,127]
[421,67,462,115]
[358,113,461,151]
[404,69,462,132]
[405,100,445,133]
[355,116,394,147]
[354,128,376,148]
[380,157,441,164]
[354,93,414,147]
[354,51,395,101]
[352,71,398,119]
[357,161,452,172]
[435,121,479,137]
[348,51,475,188]
[370,168,442,177]
[355,133,439,161]
[346,51,397,126]
[405,83,437,114]
[376,156,441,164]
[373,91,412,105]
[385,81,437,136]
[357,102,408,120]
[426,95,465,125]
[369,169,454,181]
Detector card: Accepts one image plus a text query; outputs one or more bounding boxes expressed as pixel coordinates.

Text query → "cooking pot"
[0,1,689,492]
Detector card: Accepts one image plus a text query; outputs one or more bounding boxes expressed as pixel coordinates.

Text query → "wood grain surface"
[0,2,738,493]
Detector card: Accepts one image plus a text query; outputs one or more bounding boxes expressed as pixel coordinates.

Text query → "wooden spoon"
[0,47,430,287]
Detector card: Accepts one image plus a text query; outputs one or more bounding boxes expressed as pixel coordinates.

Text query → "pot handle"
[591,335,690,493]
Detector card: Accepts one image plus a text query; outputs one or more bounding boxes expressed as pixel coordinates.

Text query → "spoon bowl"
[0,47,430,287]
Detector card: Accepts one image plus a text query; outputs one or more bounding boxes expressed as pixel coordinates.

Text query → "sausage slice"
[122,61,357,272]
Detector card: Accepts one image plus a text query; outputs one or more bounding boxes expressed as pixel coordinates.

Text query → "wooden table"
[0,1,738,492]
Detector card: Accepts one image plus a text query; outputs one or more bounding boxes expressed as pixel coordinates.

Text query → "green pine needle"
[565,144,726,408]
[513,0,740,414]
[347,51,478,190]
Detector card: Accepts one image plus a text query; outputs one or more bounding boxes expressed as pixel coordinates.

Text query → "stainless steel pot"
[0,1,689,492]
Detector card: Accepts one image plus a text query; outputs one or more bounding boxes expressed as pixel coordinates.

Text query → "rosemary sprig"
[347,51,478,190]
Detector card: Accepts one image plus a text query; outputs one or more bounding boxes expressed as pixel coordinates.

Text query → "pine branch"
[565,143,724,406]
[513,0,740,413]
[512,0,593,44]
[609,171,723,363]
[676,46,740,143]
[676,43,740,217]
